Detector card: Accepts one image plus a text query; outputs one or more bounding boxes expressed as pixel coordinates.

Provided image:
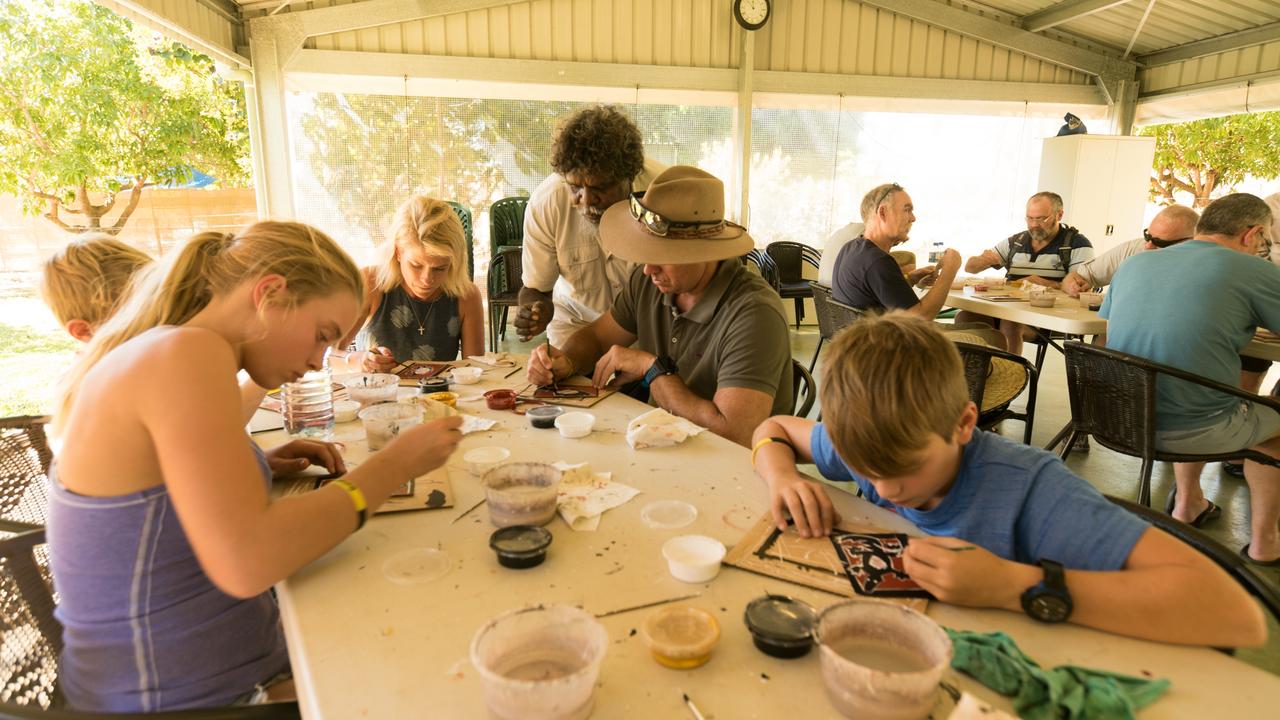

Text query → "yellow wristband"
[330,479,368,530]
[751,436,796,468]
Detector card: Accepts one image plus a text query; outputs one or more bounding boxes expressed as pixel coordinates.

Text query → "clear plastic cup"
[282,369,335,438]
[470,605,608,720]
[336,372,400,408]
[814,600,952,720]
[359,403,422,450]
[482,463,561,528]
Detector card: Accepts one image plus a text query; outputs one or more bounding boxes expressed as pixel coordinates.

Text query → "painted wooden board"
[392,359,524,386]
[724,514,928,612]
[515,382,618,408]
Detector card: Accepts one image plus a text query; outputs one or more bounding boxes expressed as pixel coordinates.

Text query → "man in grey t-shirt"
[527,166,793,447]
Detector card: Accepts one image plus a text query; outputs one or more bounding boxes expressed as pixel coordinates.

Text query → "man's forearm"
[557,328,606,380]
[913,268,958,318]
[649,376,750,446]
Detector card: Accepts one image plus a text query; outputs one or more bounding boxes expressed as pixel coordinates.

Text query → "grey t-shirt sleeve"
[867,254,922,311]
[712,296,791,397]
[606,265,643,335]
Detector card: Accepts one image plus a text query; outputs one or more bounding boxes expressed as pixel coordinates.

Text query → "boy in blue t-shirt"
[751,313,1265,646]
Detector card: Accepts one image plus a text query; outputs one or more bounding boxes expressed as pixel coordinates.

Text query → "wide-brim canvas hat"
[947,332,1027,412]
[600,166,754,264]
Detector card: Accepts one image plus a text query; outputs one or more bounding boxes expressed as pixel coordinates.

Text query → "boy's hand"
[903,537,1035,610]
[766,471,840,538]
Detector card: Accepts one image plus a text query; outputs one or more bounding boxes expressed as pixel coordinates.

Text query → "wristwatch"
[643,355,679,387]
[1020,559,1073,623]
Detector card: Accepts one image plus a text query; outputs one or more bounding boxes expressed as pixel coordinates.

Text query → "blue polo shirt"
[1101,240,1280,431]
[810,426,1148,570]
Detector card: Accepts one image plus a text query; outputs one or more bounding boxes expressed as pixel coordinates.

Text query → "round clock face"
[735,0,770,29]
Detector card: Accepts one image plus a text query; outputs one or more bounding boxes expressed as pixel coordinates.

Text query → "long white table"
[946,289,1279,361]
[262,369,1280,719]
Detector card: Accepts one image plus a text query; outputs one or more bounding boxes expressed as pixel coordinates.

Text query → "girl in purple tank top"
[49,221,463,712]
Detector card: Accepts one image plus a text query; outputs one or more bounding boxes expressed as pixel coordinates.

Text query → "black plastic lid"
[744,594,817,646]
[490,526,552,556]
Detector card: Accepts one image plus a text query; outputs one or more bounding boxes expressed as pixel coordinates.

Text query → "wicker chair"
[445,201,474,278]
[952,342,1038,444]
[488,196,529,256]
[0,529,301,718]
[766,242,821,328]
[486,246,524,351]
[1,416,54,534]
[792,360,815,418]
[806,282,865,372]
[1056,341,1280,508]
[740,249,780,292]
[1105,495,1280,628]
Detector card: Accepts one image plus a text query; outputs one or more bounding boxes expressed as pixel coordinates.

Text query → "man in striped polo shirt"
[963,191,1094,354]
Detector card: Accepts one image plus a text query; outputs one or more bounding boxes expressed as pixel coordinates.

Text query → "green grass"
[0,322,76,416]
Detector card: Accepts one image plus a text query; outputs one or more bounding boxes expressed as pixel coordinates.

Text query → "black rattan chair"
[488,196,529,256]
[792,360,815,418]
[807,282,865,372]
[1055,342,1280,507]
[445,201,474,278]
[953,342,1039,445]
[0,530,301,718]
[1105,495,1280,627]
[740,249,780,293]
[766,242,821,328]
[486,246,524,351]
[1,416,53,534]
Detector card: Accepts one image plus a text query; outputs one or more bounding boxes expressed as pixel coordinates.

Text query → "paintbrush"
[682,692,706,720]
[945,545,978,552]
[545,335,559,391]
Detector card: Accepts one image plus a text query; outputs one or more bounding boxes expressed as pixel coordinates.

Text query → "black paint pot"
[525,405,564,429]
[489,525,553,569]
[418,377,449,394]
[744,594,817,658]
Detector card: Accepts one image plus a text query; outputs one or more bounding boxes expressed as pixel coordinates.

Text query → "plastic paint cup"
[814,600,953,720]
[485,389,518,411]
[744,595,818,659]
[464,446,511,476]
[470,605,608,720]
[525,405,564,429]
[661,535,725,583]
[554,411,595,439]
[358,403,422,451]
[489,526,553,569]
[451,367,484,385]
[640,605,720,669]
[336,372,400,408]
[482,462,561,528]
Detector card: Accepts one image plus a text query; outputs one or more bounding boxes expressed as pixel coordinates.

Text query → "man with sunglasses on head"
[526,166,793,448]
[1060,204,1199,298]
[516,106,666,347]
[1103,193,1280,563]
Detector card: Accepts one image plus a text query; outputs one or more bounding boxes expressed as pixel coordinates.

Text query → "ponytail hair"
[56,221,364,425]
[375,195,474,299]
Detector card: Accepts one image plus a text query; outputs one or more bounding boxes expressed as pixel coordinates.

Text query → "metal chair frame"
[766,242,821,328]
[740,249,780,292]
[1053,341,1280,507]
[1,416,53,534]
[792,360,816,418]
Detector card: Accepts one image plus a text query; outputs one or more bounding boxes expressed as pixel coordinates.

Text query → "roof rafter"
[1138,20,1280,67]
[1020,0,1134,34]
[854,0,1133,78]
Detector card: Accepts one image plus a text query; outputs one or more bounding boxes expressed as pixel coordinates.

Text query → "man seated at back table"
[749,313,1264,646]
[527,166,793,447]
[1060,204,1199,298]
[1103,193,1280,564]
[962,191,1094,354]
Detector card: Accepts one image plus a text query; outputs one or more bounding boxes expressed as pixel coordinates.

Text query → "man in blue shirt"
[750,313,1264,646]
[1103,193,1280,564]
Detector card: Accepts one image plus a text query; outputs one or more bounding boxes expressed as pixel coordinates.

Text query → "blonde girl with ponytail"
[48,221,463,712]
[339,195,484,372]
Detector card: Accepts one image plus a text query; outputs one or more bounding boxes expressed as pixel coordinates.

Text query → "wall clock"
[733,0,771,31]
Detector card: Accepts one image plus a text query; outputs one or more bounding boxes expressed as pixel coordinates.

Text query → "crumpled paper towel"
[404,397,495,435]
[625,408,707,449]
[466,352,514,366]
[552,461,640,531]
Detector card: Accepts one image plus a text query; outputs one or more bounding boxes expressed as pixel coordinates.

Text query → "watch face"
[735,0,770,28]
[1029,594,1071,623]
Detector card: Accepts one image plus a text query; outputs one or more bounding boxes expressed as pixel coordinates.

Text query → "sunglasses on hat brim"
[629,193,729,237]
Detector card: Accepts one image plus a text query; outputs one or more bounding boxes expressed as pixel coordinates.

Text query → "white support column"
[733,31,755,229]
[225,68,268,219]
[246,15,305,220]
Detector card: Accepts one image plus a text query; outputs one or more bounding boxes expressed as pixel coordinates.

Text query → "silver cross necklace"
[406,292,439,336]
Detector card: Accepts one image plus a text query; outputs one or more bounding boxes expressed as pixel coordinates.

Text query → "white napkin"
[552,461,640,531]
[459,414,496,435]
[625,408,707,449]
[466,352,513,366]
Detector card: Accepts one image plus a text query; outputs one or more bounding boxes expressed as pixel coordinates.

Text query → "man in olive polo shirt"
[527,166,793,447]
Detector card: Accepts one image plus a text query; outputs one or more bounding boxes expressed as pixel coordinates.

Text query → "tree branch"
[107,179,147,234]
[42,199,74,232]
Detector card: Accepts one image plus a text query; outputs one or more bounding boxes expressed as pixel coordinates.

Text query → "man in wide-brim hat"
[527,166,794,446]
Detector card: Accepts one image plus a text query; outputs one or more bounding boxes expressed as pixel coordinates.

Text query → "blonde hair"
[40,233,153,328]
[56,221,364,424]
[820,313,970,478]
[375,195,473,298]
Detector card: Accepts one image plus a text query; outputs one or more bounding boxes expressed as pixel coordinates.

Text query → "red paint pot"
[484,389,517,411]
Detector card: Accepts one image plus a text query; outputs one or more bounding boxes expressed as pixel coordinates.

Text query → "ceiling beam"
[1138,20,1280,67]
[1021,0,1133,34]
[854,0,1132,77]
[284,0,519,37]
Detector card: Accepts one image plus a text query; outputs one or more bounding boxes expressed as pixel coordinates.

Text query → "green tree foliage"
[1138,111,1280,208]
[0,0,250,234]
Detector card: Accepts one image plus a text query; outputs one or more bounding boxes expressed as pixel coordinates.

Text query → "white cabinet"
[1037,135,1155,254]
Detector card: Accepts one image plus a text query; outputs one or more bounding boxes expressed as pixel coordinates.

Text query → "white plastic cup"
[282,369,335,438]
[336,372,400,408]
[554,411,595,439]
[482,463,561,528]
[470,605,608,720]
[451,367,484,385]
[465,446,511,476]
[358,403,422,450]
[661,535,726,583]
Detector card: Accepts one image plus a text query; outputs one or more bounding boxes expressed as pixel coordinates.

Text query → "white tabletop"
[945,289,1278,361]
[260,368,1280,719]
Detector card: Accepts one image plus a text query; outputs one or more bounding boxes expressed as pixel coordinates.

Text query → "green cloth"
[945,628,1170,720]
